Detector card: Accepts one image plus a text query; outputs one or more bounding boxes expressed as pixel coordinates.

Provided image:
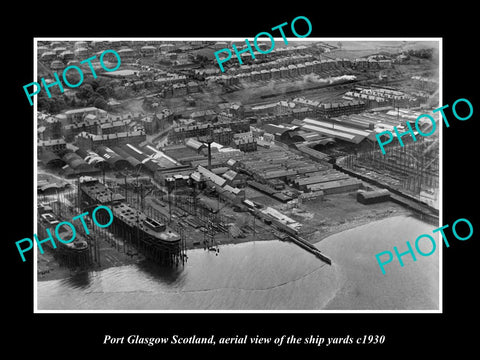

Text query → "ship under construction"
[37,203,90,267]
[78,176,186,267]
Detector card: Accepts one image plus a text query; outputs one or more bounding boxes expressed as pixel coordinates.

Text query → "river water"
[37,215,439,311]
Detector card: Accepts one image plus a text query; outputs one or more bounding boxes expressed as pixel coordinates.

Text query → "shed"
[357,189,390,204]
[96,145,130,170]
[63,152,89,170]
[76,148,108,169]
[185,138,206,152]
[39,150,66,168]
[111,146,142,169]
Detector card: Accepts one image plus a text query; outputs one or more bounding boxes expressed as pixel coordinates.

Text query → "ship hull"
[95,209,183,266]
[37,220,91,268]
[79,179,184,267]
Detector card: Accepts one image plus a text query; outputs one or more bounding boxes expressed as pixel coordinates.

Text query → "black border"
[7,5,478,356]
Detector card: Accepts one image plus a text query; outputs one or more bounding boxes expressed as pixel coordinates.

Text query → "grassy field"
[327,40,439,59]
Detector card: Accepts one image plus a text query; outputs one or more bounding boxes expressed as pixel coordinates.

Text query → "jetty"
[286,234,332,265]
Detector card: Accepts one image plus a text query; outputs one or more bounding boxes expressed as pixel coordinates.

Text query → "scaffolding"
[339,137,439,201]
[78,177,186,267]
[39,189,94,269]
[204,215,218,251]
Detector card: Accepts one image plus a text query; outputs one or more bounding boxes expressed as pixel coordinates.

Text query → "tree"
[93,97,108,110]
[96,86,111,98]
[76,84,94,100]
[337,41,343,50]
[38,97,51,112]
[87,79,99,91]
[39,97,67,114]
[52,97,67,113]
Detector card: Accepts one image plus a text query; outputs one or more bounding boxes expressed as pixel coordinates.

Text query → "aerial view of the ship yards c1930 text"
[31,37,442,312]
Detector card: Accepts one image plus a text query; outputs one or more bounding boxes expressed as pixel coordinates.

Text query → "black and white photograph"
[33,38,441,311]
[6,6,478,356]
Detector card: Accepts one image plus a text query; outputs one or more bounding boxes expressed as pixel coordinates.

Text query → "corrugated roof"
[222,170,238,181]
[263,123,295,136]
[358,189,390,199]
[63,152,88,170]
[185,138,205,151]
[141,145,180,168]
[296,145,331,159]
[223,184,242,195]
[96,146,129,168]
[190,171,202,182]
[302,124,361,143]
[39,150,66,167]
[197,166,227,187]
[111,146,142,168]
[303,118,372,137]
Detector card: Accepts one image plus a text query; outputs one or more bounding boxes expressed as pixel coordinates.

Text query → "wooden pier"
[286,234,332,265]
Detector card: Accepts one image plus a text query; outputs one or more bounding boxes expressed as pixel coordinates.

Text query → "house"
[187,81,199,93]
[101,119,129,135]
[190,109,216,122]
[75,130,146,150]
[38,139,67,156]
[63,107,107,123]
[234,136,257,152]
[117,48,136,60]
[141,45,156,57]
[63,119,101,141]
[172,83,187,96]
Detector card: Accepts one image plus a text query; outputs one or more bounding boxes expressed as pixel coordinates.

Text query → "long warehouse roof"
[302,118,373,137]
[301,124,364,144]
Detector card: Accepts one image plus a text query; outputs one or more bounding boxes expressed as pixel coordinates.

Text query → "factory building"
[140,45,156,57]
[294,117,377,150]
[39,150,66,168]
[61,151,102,178]
[38,139,67,156]
[63,107,108,123]
[168,119,250,144]
[75,130,146,150]
[95,145,130,170]
[357,189,391,204]
[75,148,108,169]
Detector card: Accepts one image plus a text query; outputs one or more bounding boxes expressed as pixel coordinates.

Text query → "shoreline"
[310,208,413,245]
[37,213,439,311]
[37,206,413,282]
